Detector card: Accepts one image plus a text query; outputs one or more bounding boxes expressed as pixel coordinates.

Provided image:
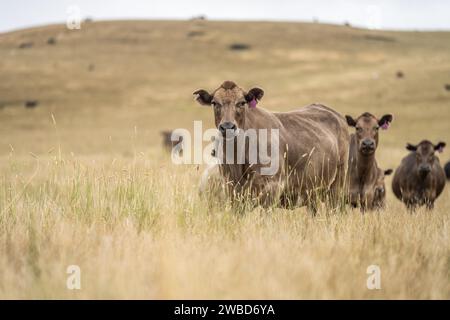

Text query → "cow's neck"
[356,151,377,183]
[414,171,432,193]
[219,137,248,188]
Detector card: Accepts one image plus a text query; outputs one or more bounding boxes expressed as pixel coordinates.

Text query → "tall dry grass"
[0,150,449,299]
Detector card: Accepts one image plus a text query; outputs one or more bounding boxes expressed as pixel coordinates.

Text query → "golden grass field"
[0,20,449,299]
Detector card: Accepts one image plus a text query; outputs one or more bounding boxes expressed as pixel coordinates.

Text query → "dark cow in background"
[345,112,393,211]
[445,161,450,180]
[373,168,393,209]
[392,140,446,211]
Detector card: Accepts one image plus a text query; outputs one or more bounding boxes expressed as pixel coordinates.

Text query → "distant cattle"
[193,81,349,211]
[345,112,393,211]
[364,35,396,42]
[444,161,450,180]
[47,37,57,45]
[444,84,450,91]
[190,15,207,21]
[25,100,39,108]
[392,140,446,211]
[373,168,393,209]
[160,130,183,153]
[187,31,204,38]
[229,43,251,51]
[18,42,33,49]
[396,71,404,78]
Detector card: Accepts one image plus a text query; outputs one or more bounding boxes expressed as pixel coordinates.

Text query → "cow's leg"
[348,188,359,209]
[328,137,350,212]
[327,163,347,212]
[303,187,320,216]
[252,175,284,208]
[306,199,318,216]
[359,195,368,213]
[404,199,417,213]
[360,190,375,213]
[424,191,436,211]
[425,199,435,210]
[280,192,297,209]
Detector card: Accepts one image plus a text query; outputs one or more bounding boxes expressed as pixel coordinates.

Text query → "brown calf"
[345,112,393,211]
[392,140,446,211]
[194,81,349,211]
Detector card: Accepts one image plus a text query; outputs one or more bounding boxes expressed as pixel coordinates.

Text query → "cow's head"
[345,112,393,156]
[193,81,264,137]
[406,140,446,178]
[374,168,393,203]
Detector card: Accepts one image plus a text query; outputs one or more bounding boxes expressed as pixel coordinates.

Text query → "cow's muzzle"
[418,164,431,177]
[218,122,237,137]
[360,139,376,155]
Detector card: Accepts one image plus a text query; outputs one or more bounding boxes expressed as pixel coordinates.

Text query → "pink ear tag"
[381,122,390,130]
[249,98,257,109]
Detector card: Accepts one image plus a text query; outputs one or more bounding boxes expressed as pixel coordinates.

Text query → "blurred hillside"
[0,20,449,166]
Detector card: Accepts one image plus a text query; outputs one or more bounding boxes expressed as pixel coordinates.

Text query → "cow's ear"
[434,142,446,153]
[384,169,393,176]
[193,89,213,106]
[245,88,264,103]
[345,115,356,127]
[406,143,417,151]
[378,114,393,130]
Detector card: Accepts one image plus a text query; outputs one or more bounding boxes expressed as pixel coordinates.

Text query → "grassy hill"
[0,20,449,299]
[1,20,450,158]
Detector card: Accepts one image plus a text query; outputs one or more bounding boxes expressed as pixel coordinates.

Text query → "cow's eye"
[356,127,362,132]
[211,101,220,108]
[374,126,379,131]
[236,101,246,108]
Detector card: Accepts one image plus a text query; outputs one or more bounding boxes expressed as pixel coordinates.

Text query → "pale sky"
[1,0,450,33]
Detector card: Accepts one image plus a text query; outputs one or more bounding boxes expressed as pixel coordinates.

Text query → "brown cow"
[345,112,393,211]
[372,168,393,209]
[193,81,349,211]
[392,140,446,211]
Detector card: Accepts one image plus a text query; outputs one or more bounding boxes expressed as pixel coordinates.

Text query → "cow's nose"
[219,122,237,135]
[362,139,375,149]
[419,165,431,174]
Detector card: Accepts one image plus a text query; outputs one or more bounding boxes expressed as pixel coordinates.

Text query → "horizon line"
[2,17,450,35]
